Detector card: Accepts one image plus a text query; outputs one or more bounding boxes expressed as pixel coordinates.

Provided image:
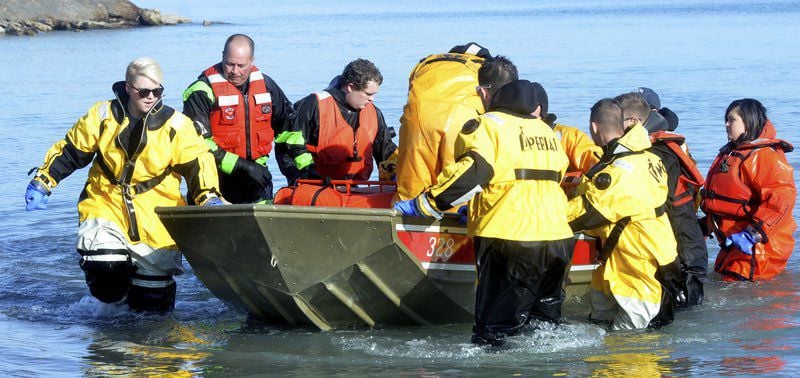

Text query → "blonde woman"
[25,57,224,312]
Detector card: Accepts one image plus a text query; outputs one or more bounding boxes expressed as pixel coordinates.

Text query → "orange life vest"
[203,64,273,160]
[274,180,395,208]
[306,91,378,180]
[650,131,705,207]
[702,138,791,220]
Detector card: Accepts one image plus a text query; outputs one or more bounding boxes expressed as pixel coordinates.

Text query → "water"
[1,0,799,375]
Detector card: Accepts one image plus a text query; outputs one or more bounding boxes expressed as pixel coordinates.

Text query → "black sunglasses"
[130,84,164,98]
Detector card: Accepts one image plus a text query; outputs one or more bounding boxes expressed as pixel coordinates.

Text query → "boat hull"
[157,205,596,330]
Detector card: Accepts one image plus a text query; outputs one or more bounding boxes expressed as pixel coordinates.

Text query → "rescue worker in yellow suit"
[617,92,707,307]
[567,98,679,330]
[24,57,224,312]
[394,42,498,202]
[395,80,574,347]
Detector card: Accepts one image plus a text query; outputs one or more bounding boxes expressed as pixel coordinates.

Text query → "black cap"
[489,79,548,116]
[449,42,491,59]
[633,87,661,110]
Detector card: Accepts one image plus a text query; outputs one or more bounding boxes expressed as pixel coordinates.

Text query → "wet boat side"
[157,205,595,330]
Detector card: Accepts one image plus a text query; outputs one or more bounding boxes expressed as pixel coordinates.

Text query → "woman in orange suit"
[701,98,796,281]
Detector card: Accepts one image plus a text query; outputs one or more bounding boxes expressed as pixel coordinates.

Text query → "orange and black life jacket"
[650,131,705,207]
[203,64,273,160]
[306,91,378,180]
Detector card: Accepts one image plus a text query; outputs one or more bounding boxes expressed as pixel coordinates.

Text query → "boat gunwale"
[156,204,401,217]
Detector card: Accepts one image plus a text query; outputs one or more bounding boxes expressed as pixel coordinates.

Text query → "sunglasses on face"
[129,84,164,98]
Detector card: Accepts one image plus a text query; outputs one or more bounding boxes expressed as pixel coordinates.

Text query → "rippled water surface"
[1,0,799,375]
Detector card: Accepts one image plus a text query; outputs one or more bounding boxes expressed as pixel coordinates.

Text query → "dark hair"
[478,55,518,97]
[615,93,650,123]
[341,59,383,91]
[223,34,255,57]
[591,98,624,133]
[726,98,767,142]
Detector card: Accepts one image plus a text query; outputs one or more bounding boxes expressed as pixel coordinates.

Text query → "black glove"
[233,158,272,189]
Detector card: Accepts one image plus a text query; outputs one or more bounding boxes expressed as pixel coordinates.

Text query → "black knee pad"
[127,273,176,313]
[79,249,133,303]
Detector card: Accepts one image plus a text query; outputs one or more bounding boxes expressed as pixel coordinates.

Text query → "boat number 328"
[427,237,456,258]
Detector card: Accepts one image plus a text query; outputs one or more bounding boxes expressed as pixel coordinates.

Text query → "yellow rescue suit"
[554,123,601,174]
[411,79,574,344]
[32,81,220,312]
[395,52,485,202]
[418,111,572,242]
[34,88,219,252]
[568,124,678,330]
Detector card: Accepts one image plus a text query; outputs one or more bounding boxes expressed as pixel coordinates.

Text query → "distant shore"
[0,0,190,36]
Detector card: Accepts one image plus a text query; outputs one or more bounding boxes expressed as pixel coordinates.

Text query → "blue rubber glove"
[203,197,225,206]
[394,199,422,217]
[25,180,50,211]
[457,205,468,225]
[725,230,757,255]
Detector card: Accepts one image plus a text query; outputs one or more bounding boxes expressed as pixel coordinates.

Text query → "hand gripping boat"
[156,180,597,330]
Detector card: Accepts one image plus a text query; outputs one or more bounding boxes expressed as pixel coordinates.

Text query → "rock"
[139,9,162,26]
[160,14,190,25]
[6,22,26,36]
[137,8,190,26]
[38,18,55,27]
[0,0,191,36]
[202,20,229,26]
[31,21,52,32]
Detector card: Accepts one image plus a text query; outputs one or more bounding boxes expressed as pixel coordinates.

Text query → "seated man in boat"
[290,59,397,184]
[616,92,707,307]
[567,98,679,330]
[183,34,301,204]
[395,79,575,347]
[25,57,224,312]
[394,42,495,202]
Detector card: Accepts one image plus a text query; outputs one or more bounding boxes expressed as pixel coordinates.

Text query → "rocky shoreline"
[0,0,190,36]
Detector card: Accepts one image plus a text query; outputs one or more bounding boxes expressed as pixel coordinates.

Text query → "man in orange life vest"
[183,34,304,203]
[290,59,397,183]
[616,91,707,307]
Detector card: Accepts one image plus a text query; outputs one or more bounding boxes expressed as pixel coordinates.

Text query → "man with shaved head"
[567,98,679,330]
[184,34,306,204]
